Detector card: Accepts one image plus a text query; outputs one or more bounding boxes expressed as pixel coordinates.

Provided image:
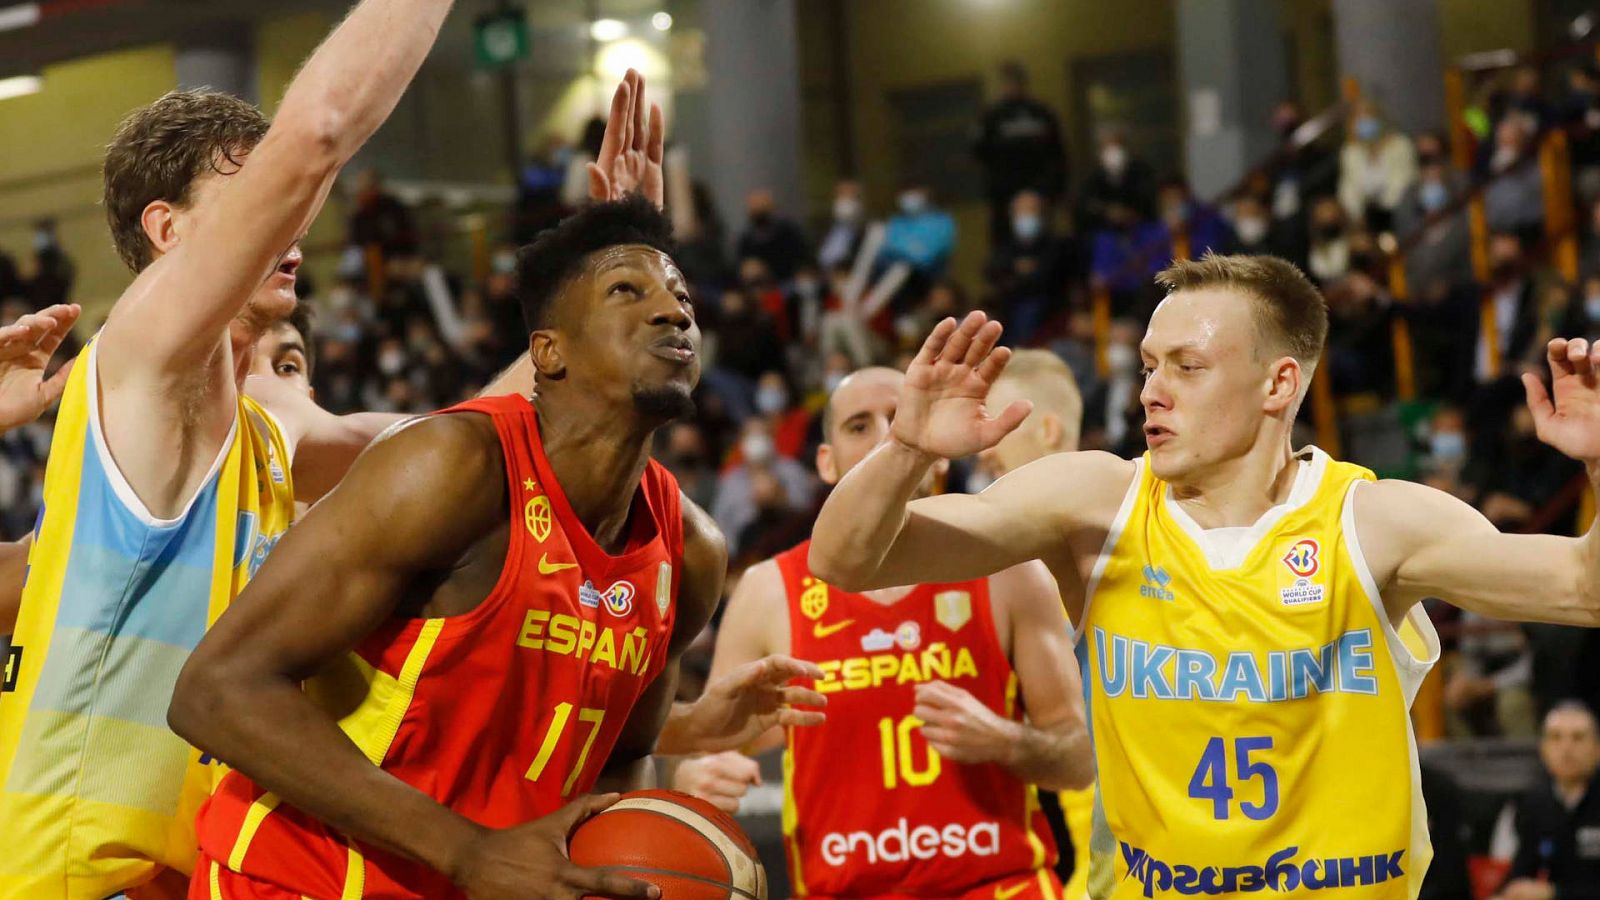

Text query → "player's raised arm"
[810,311,1132,590]
[99,0,453,384]
[1355,337,1600,627]
[167,416,653,899]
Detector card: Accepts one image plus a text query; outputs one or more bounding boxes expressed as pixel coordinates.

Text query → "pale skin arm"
[1356,337,1600,627]
[809,311,1132,591]
[913,561,1093,791]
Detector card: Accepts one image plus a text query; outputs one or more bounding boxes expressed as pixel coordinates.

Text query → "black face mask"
[750,212,772,227]
[1418,151,1442,167]
[1315,224,1344,241]
[1491,260,1522,283]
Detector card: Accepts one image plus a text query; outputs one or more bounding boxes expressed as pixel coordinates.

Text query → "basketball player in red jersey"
[678,366,1093,899]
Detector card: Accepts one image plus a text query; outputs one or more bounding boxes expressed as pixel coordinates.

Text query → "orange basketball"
[569,789,767,899]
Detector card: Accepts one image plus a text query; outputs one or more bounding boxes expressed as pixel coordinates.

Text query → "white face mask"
[898,191,928,215]
[755,385,790,416]
[824,372,847,393]
[378,349,406,376]
[1107,343,1138,376]
[741,433,775,464]
[1100,144,1128,176]
[1235,216,1269,244]
[833,196,862,223]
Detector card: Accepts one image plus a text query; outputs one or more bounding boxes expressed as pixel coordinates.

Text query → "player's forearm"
[1003,719,1094,792]
[276,0,454,167]
[1577,465,1600,626]
[809,439,935,590]
[168,671,483,878]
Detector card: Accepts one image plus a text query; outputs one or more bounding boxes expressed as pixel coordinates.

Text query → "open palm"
[891,311,1032,460]
[0,303,79,433]
[587,69,665,209]
[1524,337,1600,463]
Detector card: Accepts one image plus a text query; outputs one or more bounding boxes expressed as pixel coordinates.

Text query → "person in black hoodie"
[974,61,1066,241]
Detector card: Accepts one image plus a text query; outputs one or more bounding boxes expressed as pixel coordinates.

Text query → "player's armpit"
[813,448,1132,591]
[1354,478,1600,626]
[248,373,410,503]
[168,413,506,876]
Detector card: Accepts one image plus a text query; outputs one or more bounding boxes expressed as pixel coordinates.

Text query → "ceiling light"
[652,12,672,31]
[0,3,40,33]
[0,74,42,101]
[590,18,627,42]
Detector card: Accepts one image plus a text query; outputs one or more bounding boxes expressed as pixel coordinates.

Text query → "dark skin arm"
[168,415,654,900]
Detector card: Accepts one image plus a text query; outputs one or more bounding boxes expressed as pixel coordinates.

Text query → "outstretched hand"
[588,69,665,209]
[0,303,79,433]
[1523,337,1600,466]
[671,655,826,754]
[890,311,1032,460]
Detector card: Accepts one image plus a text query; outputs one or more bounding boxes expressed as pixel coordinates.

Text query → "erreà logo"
[1140,564,1175,601]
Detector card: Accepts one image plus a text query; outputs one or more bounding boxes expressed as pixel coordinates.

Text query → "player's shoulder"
[354,411,505,502]
[679,493,728,575]
[1350,477,1495,558]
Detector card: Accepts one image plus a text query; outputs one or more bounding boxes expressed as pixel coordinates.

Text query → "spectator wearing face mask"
[1153,177,1231,262]
[881,183,956,279]
[711,417,818,557]
[1483,116,1547,245]
[1561,64,1600,206]
[1580,198,1600,278]
[1394,156,1473,292]
[1322,267,1395,399]
[1419,405,1472,501]
[1077,128,1156,235]
[984,189,1071,347]
[973,61,1066,240]
[1306,196,1353,285]
[658,422,718,513]
[817,180,867,272]
[25,219,75,310]
[1081,318,1145,458]
[1338,100,1417,235]
[700,287,784,421]
[1492,702,1600,900]
[736,188,810,282]
[347,168,418,261]
[1265,100,1339,228]
[1570,274,1600,336]
[1224,194,1294,261]
[1477,232,1545,383]
[750,369,812,460]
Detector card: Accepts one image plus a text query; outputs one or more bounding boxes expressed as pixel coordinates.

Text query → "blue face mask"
[1012,214,1042,241]
[1355,116,1381,142]
[1585,294,1600,321]
[1429,430,1466,464]
[1420,181,1448,213]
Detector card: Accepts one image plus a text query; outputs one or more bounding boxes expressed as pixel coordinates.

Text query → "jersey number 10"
[1187,736,1279,821]
[878,715,941,789]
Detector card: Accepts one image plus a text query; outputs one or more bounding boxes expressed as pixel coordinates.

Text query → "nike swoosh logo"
[994,882,1030,900]
[538,553,579,575]
[812,619,854,639]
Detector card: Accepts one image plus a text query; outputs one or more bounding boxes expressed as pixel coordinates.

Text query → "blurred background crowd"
[6,0,1600,895]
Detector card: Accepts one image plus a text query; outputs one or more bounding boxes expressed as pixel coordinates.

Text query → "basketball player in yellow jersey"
[0,2,463,896]
[976,350,1104,900]
[812,253,1600,900]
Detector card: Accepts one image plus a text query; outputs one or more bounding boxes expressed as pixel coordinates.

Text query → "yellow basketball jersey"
[1079,447,1438,899]
[0,339,295,899]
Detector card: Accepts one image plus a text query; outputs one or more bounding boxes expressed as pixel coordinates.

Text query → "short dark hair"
[1155,252,1328,369]
[514,194,676,331]
[285,303,316,378]
[103,89,269,273]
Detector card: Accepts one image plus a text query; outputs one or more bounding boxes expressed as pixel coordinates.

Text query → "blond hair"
[998,349,1081,452]
[1156,252,1328,370]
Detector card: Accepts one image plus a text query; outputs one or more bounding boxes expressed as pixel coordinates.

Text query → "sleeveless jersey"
[195,394,683,900]
[1079,447,1439,899]
[777,541,1059,898]
[0,338,295,899]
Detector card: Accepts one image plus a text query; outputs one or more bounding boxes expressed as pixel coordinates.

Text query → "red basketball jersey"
[194,395,683,899]
[776,542,1058,898]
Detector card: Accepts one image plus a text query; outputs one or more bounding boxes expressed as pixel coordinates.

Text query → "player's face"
[561,245,700,419]
[1540,709,1600,785]
[1139,289,1272,482]
[181,168,302,331]
[250,323,312,397]
[818,368,945,494]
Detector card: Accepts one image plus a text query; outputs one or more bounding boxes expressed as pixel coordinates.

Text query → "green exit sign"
[474,9,529,69]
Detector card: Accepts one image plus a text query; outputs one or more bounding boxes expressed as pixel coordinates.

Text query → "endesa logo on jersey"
[820,818,1001,867]
[1120,842,1405,897]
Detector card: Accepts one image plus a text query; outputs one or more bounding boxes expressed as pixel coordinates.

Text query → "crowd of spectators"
[3,57,1600,886]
